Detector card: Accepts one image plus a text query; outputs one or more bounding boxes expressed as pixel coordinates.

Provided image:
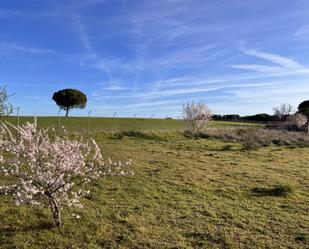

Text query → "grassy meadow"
[2,116,260,133]
[0,117,308,248]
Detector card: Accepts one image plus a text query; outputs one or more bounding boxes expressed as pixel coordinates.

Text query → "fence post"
[150,114,154,132]
[88,110,92,135]
[113,112,116,132]
[58,109,61,135]
[16,106,20,140]
[133,113,137,131]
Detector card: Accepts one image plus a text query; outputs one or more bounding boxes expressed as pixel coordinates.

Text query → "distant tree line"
[212,113,275,123]
[212,101,309,125]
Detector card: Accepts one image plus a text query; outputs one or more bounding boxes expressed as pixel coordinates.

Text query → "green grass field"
[2,116,260,133]
[0,118,308,248]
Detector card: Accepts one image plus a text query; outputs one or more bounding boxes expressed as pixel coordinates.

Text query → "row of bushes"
[106,127,309,150]
[198,127,309,149]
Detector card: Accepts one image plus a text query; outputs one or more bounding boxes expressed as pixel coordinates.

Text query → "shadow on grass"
[185,231,231,248]
[0,220,54,248]
[108,131,166,141]
[251,184,293,197]
[295,232,309,243]
[206,144,242,152]
[0,220,54,236]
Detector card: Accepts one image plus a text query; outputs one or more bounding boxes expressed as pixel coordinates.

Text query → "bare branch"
[0,85,14,117]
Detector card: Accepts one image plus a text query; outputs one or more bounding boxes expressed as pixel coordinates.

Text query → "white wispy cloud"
[23,96,44,100]
[97,99,180,110]
[40,1,100,55]
[230,64,284,73]
[0,10,24,18]
[227,81,309,102]
[134,82,282,100]
[70,13,94,54]
[101,84,128,91]
[149,67,309,89]
[92,80,294,116]
[93,80,279,101]
[0,42,53,55]
[54,1,115,82]
[294,24,309,37]
[7,82,84,88]
[243,49,305,70]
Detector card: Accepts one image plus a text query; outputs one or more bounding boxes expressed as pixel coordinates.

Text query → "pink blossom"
[0,118,132,227]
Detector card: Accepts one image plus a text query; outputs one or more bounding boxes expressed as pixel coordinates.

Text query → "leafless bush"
[265,113,308,132]
[273,103,294,120]
[0,85,14,117]
[240,128,262,150]
[182,101,212,137]
[285,113,308,131]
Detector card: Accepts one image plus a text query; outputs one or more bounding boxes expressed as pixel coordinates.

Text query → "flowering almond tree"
[0,119,132,227]
[182,101,212,137]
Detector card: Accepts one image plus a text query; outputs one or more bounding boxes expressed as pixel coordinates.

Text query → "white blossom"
[0,118,132,227]
[182,101,212,136]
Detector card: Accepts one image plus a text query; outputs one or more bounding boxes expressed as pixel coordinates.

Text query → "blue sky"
[1,0,309,117]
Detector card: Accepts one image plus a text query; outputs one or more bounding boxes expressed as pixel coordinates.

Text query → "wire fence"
[2,108,258,136]
[3,108,185,135]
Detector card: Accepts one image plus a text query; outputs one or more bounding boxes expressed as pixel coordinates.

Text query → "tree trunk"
[48,196,62,227]
[65,108,69,117]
